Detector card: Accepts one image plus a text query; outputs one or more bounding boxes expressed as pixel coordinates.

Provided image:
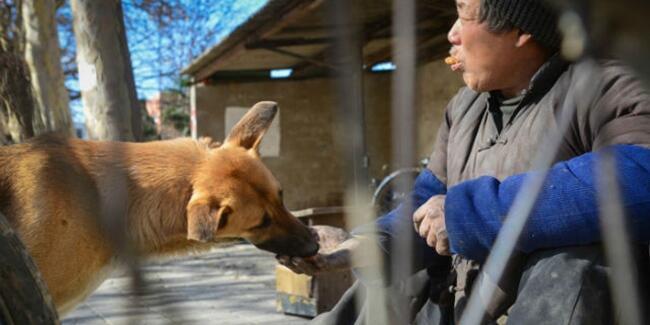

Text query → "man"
[278,0,650,323]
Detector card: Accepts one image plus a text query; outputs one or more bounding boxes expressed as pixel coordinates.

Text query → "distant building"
[145,94,163,132]
[144,91,190,139]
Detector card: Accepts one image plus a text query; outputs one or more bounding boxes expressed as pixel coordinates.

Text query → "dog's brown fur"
[0,102,318,315]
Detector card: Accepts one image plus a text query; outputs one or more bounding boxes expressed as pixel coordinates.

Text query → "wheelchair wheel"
[372,168,419,216]
[0,212,59,325]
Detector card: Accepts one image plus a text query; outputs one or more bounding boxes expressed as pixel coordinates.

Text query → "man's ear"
[187,199,232,242]
[224,101,277,152]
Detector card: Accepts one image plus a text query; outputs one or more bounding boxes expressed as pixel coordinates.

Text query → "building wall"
[194,78,344,211]
[192,60,463,211]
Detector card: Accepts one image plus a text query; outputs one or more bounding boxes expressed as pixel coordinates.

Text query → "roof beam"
[245,37,334,49]
[257,46,337,70]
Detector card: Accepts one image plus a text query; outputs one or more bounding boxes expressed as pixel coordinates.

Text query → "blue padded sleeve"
[445,145,650,262]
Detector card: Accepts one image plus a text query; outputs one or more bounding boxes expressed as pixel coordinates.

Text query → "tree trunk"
[0,47,36,144]
[21,0,74,136]
[0,0,37,144]
[70,0,140,141]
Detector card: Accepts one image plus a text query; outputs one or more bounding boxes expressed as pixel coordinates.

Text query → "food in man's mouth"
[445,56,459,65]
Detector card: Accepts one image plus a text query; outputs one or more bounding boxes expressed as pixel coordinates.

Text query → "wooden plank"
[292,206,344,218]
[276,292,317,317]
[257,46,337,70]
[275,265,354,317]
[276,264,313,297]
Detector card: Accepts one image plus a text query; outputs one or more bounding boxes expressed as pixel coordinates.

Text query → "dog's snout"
[303,239,320,257]
[254,230,319,257]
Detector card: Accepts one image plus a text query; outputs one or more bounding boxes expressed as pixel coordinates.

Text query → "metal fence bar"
[95,147,187,324]
[327,0,389,323]
[587,0,650,322]
[390,0,418,322]
[567,6,650,318]
[94,152,153,325]
[597,149,644,325]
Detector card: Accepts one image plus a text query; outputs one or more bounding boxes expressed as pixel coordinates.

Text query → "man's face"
[448,0,520,92]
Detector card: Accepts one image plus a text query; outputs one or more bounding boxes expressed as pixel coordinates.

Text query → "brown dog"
[0,101,319,315]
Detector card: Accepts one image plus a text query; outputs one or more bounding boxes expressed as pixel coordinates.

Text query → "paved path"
[62,243,311,325]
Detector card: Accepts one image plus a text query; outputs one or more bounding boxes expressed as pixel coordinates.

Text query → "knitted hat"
[486,0,561,50]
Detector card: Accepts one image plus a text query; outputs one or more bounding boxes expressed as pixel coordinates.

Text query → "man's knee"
[508,245,613,324]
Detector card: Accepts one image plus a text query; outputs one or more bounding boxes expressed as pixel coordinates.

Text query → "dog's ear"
[224,101,277,152]
[187,200,232,242]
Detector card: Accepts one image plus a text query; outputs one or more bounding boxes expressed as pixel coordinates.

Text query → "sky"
[126,0,269,99]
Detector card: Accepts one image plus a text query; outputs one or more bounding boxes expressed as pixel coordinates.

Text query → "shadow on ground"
[62,243,311,324]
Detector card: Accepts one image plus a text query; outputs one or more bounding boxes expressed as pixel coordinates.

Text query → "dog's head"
[186,101,319,257]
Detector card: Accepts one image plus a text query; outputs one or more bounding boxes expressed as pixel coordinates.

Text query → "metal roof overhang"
[182,0,456,82]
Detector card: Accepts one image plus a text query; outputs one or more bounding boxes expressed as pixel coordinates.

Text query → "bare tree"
[123,0,243,93]
[0,0,36,144]
[22,0,73,136]
[71,0,140,141]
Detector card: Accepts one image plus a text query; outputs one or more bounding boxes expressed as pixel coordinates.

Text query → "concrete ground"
[62,243,311,325]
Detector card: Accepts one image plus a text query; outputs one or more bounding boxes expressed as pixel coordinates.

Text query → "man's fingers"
[277,255,291,266]
[287,257,307,274]
[435,237,450,256]
[277,255,305,274]
[413,206,426,224]
[277,255,316,275]
[291,257,318,275]
[418,215,431,238]
[310,258,324,270]
[435,229,450,255]
[413,208,426,231]
[426,228,437,248]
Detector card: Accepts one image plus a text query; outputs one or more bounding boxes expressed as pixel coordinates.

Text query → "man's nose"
[448,19,461,45]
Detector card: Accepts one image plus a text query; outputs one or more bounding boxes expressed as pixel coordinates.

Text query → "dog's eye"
[251,213,272,230]
[278,190,284,200]
[217,206,231,230]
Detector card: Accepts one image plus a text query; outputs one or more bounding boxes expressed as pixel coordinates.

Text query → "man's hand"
[413,195,451,256]
[276,225,356,275]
